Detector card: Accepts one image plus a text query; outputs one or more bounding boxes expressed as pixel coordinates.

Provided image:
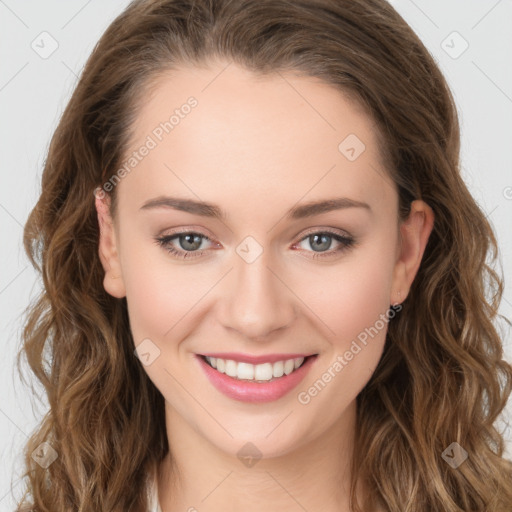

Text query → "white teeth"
[237,362,254,380]
[283,359,295,375]
[273,360,284,377]
[254,362,273,380]
[225,359,237,377]
[204,356,305,381]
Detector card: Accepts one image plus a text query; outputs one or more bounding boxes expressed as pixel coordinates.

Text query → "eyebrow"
[139,195,371,220]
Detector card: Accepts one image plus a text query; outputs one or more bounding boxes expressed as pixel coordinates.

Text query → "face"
[96,61,433,460]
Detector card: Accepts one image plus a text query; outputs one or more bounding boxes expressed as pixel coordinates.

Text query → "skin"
[95,60,434,512]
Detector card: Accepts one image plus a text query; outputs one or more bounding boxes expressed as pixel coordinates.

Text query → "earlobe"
[391,199,434,304]
[94,191,126,298]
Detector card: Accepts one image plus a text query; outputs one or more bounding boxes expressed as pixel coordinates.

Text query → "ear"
[94,189,126,298]
[390,199,434,305]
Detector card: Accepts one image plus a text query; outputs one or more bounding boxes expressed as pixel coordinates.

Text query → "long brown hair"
[15,0,512,510]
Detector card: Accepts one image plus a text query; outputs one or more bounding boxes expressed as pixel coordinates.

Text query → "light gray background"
[1,0,511,509]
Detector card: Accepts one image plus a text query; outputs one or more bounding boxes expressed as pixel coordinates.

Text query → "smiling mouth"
[200,354,316,383]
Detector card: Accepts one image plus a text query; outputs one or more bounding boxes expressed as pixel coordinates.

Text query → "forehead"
[118,61,396,219]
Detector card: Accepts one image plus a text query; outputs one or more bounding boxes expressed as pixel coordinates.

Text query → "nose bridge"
[219,245,296,340]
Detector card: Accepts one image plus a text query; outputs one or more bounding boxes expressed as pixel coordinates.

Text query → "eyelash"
[154,229,355,261]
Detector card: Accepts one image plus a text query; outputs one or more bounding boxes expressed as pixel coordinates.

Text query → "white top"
[147,470,163,512]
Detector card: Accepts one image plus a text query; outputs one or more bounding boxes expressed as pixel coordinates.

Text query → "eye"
[154,228,356,260]
[154,231,214,260]
[292,229,355,259]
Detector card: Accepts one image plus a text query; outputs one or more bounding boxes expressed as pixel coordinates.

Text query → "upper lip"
[198,352,317,365]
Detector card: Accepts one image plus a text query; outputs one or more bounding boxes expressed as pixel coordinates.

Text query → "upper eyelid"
[159,225,352,241]
[298,226,352,239]
[158,227,353,249]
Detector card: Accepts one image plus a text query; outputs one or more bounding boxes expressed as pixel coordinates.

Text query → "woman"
[15,0,512,510]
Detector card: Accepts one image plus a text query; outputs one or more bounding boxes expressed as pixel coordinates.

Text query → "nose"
[218,252,297,341]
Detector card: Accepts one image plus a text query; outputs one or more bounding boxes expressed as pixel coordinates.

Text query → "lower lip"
[195,354,317,403]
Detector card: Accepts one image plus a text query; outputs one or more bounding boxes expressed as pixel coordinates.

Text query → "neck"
[156,400,368,512]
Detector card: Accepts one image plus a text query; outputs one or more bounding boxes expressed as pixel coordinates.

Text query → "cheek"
[118,233,205,345]
[295,242,397,417]
[302,236,397,349]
